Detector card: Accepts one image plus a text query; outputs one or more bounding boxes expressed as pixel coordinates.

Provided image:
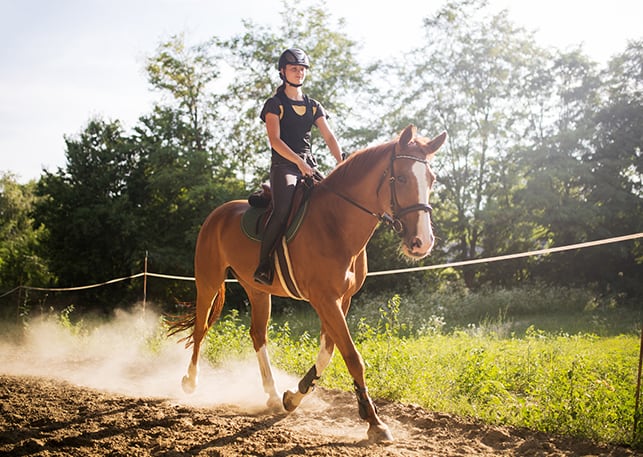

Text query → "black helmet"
[278,48,310,70]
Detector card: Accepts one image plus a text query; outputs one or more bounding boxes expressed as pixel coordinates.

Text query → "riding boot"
[254,216,285,285]
[253,258,274,285]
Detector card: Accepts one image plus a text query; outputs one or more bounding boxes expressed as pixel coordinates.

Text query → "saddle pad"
[241,200,309,243]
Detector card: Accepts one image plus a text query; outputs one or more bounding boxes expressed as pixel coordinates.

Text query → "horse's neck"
[314,149,391,251]
[325,145,391,211]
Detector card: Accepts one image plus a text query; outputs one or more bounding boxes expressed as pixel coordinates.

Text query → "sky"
[1,0,641,183]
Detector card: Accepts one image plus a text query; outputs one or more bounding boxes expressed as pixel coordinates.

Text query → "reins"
[323,184,390,223]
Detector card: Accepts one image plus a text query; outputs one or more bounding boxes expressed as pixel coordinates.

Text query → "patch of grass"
[260,321,639,447]
[348,281,641,337]
[350,329,639,446]
[202,309,254,364]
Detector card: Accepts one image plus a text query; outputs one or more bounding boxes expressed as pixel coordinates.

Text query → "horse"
[168,124,446,442]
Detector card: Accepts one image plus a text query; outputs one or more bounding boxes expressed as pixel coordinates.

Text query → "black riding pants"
[259,162,301,262]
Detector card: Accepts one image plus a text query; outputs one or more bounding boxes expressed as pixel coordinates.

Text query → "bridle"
[322,145,433,235]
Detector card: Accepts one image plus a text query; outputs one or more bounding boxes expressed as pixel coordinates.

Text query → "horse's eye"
[397,175,407,184]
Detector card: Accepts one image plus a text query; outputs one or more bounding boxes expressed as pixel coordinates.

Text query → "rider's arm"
[315,116,343,165]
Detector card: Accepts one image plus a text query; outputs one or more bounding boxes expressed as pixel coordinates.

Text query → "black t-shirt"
[260,91,326,166]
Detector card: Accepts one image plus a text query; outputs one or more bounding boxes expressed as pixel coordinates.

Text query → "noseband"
[324,146,433,236]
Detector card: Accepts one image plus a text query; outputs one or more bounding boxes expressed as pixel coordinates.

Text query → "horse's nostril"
[412,237,423,250]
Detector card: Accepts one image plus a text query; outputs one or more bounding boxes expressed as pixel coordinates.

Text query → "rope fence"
[0,232,638,295]
[368,232,643,276]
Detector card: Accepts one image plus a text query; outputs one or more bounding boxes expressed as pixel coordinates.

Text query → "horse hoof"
[282,389,302,412]
[266,395,284,412]
[181,375,196,394]
[367,423,394,443]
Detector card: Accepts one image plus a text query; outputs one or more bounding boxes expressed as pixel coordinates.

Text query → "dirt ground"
[1,374,640,457]
[1,312,641,456]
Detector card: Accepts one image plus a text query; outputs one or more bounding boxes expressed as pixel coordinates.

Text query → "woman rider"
[254,48,343,285]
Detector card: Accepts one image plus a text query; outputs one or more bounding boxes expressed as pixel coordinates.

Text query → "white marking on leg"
[257,345,282,409]
[182,361,199,394]
[256,345,277,395]
[283,334,335,412]
[188,360,199,381]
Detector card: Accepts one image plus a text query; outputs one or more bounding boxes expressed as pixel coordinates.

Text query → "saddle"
[247,182,272,209]
[241,176,318,300]
[242,177,314,242]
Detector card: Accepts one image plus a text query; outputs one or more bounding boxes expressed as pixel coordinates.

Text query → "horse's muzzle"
[402,232,434,259]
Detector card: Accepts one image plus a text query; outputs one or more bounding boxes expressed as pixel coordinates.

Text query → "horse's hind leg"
[182,282,225,394]
[246,289,281,410]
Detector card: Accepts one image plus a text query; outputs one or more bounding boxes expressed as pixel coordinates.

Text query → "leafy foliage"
[0,173,52,319]
[34,120,139,306]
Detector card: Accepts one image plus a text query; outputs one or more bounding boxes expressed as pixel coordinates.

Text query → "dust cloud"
[0,306,304,412]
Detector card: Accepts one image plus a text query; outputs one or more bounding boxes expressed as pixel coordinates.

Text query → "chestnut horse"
[169,125,446,442]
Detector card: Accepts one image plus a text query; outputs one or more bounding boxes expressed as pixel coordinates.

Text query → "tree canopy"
[1,0,640,312]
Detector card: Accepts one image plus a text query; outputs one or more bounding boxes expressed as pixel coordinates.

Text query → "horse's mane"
[323,139,395,189]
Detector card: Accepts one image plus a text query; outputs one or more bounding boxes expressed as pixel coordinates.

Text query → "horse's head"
[388,124,446,259]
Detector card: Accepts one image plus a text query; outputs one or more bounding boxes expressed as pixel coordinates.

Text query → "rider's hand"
[299,160,314,177]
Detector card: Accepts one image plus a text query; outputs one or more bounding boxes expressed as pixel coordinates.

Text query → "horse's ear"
[399,124,417,147]
[426,131,447,156]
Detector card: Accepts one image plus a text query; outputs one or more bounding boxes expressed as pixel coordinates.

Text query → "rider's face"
[283,64,307,84]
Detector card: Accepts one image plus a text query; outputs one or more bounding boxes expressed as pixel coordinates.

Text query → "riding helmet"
[278,48,310,70]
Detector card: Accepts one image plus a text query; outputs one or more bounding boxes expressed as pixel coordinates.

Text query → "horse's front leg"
[283,331,334,411]
[247,290,282,410]
[282,290,356,412]
[315,299,393,443]
[283,294,352,411]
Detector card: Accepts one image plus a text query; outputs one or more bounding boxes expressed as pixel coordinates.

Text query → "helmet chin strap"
[280,73,303,88]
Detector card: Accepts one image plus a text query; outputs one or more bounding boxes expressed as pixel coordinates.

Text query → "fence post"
[143,251,148,313]
[634,319,643,443]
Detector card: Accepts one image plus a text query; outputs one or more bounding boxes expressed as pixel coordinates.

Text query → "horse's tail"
[165,283,226,348]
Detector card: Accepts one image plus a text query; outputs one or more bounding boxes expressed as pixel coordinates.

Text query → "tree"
[513,49,606,287]
[580,41,643,294]
[131,106,246,292]
[590,40,643,235]
[146,34,219,153]
[141,35,248,302]
[33,119,140,308]
[0,173,52,317]
[396,0,549,287]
